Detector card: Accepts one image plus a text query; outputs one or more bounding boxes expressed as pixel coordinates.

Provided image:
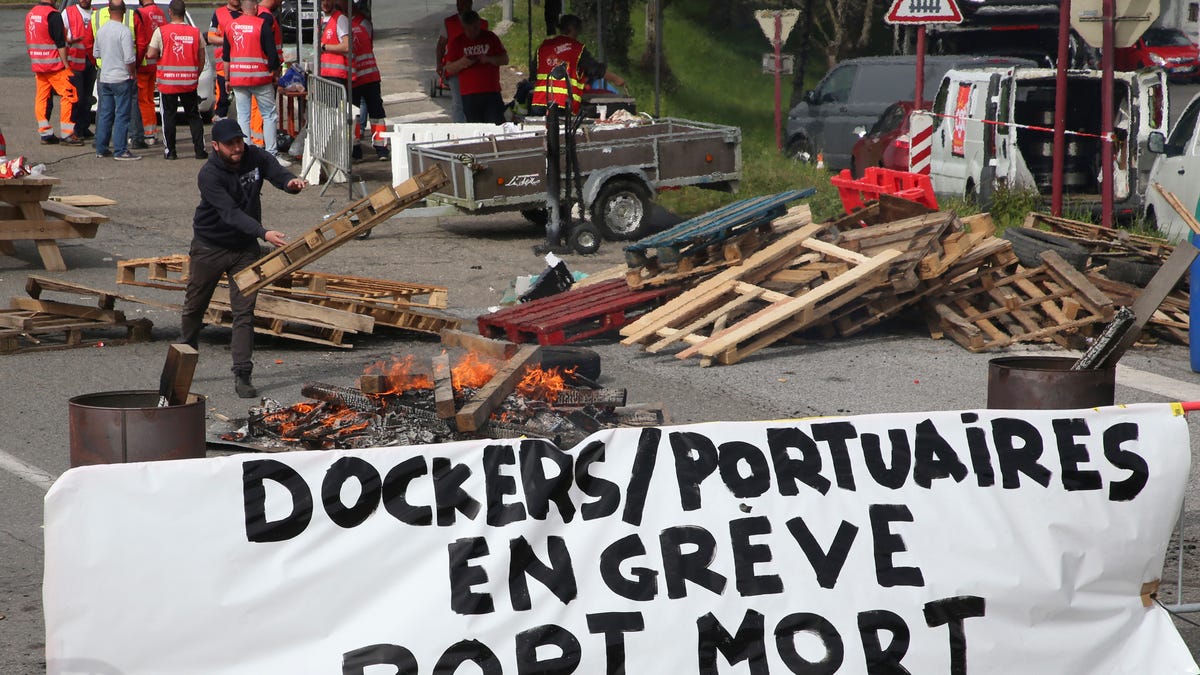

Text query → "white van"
[1143,92,1200,241]
[927,66,1168,218]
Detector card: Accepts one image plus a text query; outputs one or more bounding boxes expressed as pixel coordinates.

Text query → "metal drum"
[987,356,1115,410]
[68,390,206,467]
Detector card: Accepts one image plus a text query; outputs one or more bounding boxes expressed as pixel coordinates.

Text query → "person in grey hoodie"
[181,118,306,398]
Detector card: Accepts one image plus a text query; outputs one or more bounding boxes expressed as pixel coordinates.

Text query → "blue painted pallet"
[624,188,815,267]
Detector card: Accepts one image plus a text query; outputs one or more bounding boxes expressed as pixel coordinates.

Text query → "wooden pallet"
[1025,212,1173,259]
[925,250,1114,352]
[1087,272,1189,345]
[478,278,679,345]
[231,165,449,295]
[624,204,814,288]
[623,189,813,268]
[825,211,957,293]
[1,277,154,354]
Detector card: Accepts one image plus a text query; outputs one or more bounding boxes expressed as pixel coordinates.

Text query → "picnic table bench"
[0,176,108,271]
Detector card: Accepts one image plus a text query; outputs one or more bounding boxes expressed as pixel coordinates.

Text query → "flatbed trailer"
[406,118,742,241]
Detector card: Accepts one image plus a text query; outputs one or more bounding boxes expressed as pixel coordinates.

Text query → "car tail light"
[893,136,910,150]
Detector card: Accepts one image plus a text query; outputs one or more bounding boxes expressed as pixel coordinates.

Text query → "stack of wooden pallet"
[617,195,1122,364]
[115,254,459,349]
[0,276,154,354]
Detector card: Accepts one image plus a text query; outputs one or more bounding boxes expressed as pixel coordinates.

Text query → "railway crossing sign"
[885,0,964,24]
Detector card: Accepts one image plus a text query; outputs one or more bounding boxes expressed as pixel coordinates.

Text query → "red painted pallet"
[478,279,679,345]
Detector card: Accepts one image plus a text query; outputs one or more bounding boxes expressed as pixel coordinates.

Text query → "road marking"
[1117,364,1200,402]
[0,449,58,492]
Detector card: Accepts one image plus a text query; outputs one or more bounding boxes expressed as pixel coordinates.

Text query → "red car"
[850,101,915,178]
[1115,27,1199,81]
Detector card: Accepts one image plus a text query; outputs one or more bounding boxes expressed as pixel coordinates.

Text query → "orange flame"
[515,365,572,403]
[363,354,433,395]
[452,351,499,391]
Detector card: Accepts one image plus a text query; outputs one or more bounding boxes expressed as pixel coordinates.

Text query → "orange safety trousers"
[137,71,158,138]
[34,69,77,137]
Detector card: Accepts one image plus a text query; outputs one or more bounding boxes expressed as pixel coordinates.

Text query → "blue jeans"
[95,79,133,155]
[233,83,277,155]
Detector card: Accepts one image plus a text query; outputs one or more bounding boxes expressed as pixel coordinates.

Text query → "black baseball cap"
[211,119,245,143]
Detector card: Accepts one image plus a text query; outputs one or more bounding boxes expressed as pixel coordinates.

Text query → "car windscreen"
[850,64,925,103]
[1143,29,1192,47]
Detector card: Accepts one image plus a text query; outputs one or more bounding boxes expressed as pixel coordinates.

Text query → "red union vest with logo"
[350,14,379,87]
[64,4,93,71]
[156,22,203,94]
[211,4,238,77]
[135,3,168,73]
[442,13,487,66]
[531,35,584,113]
[226,14,272,87]
[318,10,349,80]
[26,4,64,74]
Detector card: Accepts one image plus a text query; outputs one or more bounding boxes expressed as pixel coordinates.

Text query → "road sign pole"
[1102,0,1115,229]
[915,26,926,111]
[775,14,783,151]
[1052,0,1071,215]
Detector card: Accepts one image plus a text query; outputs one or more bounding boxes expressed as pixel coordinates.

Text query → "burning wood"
[223,350,664,451]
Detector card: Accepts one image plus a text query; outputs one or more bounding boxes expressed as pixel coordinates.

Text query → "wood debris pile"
[600,195,1183,365]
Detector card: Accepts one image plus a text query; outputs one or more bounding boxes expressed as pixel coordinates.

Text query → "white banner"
[45,403,1199,674]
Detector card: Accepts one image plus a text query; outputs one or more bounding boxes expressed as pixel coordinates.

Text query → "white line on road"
[0,449,57,492]
[1118,364,1200,403]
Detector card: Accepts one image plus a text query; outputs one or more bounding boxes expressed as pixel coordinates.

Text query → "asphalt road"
[4,9,1200,671]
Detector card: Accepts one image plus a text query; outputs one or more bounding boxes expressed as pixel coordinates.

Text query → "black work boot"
[235,373,258,399]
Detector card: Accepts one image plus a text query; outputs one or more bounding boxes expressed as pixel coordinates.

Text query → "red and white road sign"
[885,0,964,24]
[908,112,933,175]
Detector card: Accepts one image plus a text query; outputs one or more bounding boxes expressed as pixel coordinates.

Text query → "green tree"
[573,0,634,72]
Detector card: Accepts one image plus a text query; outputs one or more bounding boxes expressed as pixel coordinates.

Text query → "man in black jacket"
[181,118,306,398]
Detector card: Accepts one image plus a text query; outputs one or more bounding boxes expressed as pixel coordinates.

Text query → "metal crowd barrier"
[302,74,361,200]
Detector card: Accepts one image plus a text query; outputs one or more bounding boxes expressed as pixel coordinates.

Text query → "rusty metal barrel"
[68,390,206,467]
[987,356,1115,410]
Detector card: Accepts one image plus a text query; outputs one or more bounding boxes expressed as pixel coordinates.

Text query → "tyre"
[1001,227,1090,270]
[1103,257,1162,287]
[540,345,601,384]
[590,178,652,241]
[568,221,602,255]
[521,208,549,228]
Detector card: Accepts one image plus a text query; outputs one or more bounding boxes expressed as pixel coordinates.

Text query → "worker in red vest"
[26,0,82,145]
[444,10,507,124]
[206,0,240,122]
[530,14,624,116]
[317,0,349,83]
[147,0,206,160]
[62,0,96,139]
[349,6,388,161]
[223,0,286,165]
[134,0,168,144]
[435,0,487,123]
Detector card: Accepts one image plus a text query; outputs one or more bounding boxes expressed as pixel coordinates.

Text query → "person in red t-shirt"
[443,10,507,124]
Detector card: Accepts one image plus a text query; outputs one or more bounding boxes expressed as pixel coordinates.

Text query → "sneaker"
[143,136,158,146]
[76,129,94,140]
[61,134,84,146]
[235,374,258,399]
[351,144,362,161]
[164,149,178,160]
[40,135,60,145]
[128,138,149,150]
[96,150,112,158]
[375,148,391,162]
[113,150,142,161]
[194,148,209,160]
[275,153,292,167]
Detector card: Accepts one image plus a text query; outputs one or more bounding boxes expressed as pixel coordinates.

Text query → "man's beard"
[215,145,243,165]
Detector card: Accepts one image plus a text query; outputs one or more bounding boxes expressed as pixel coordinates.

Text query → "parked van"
[1143,91,1200,241]
[927,66,1168,218]
[784,55,1034,171]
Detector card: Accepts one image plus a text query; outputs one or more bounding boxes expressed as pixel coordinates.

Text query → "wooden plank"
[49,194,117,207]
[159,344,199,406]
[433,352,457,419]
[456,344,542,432]
[211,288,376,333]
[38,199,109,225]
[440,328,520,360]
[1154,183,1200,236]
[0,219,98,241]
[9,298,123,323]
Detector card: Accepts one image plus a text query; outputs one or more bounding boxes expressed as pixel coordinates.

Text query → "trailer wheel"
[569,222,602,255]
[592,178,652,241]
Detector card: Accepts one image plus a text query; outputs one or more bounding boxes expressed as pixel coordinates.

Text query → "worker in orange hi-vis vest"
[206,0,240,121]
[133,0,167,144]
[62,0,96,139]
[26,0,82,145]
[246,0,283,149]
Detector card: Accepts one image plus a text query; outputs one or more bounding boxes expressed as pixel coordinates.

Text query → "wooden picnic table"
[0,176,108,271]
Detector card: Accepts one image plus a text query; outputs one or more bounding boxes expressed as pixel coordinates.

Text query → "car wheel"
[568,221,602,255]
[785,135,814,163]
[591,178,652,241]
[1143,207,1161,236]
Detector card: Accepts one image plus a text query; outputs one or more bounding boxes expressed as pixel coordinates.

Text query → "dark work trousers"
[69,62,96,135]
[461,91,505,124]
[161,91,205,154]
[352,79,385,120]
[215,73,231,118]
[181,239,261,377]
